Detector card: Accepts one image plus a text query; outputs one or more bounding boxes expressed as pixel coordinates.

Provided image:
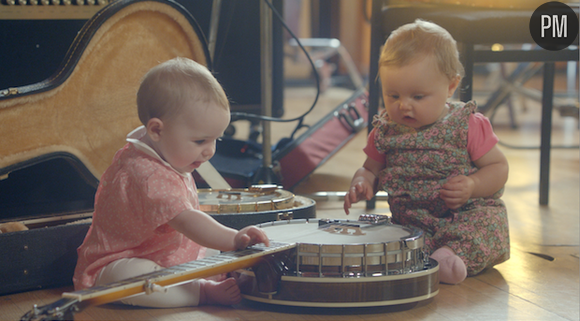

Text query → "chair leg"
[500,63,518,129]
[366,0,384,210]
[459,44,474,102]
[487,63,521,128]
[539,62,555,205]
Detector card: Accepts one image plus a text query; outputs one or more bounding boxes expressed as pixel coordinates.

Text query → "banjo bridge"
[318,220,365,235]
[325,225,365,236]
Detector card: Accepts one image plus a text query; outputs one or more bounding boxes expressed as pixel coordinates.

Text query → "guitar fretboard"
[63,241,295,304]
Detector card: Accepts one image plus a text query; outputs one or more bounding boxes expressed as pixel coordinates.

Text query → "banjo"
[198,185,295,214]
[21,215,438,320]
[198,185,316,229]
[235,216,439,307]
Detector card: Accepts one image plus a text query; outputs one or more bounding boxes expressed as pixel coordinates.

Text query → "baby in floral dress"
[344,20,509,284]
[73,58,269,307]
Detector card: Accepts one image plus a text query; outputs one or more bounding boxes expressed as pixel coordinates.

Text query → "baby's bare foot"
[431,246,467,285]
[199,278,241,306]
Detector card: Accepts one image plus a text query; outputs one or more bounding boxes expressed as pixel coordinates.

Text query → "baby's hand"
[234,226,270,250]
[344,180,374,215]
[440,175,475,209]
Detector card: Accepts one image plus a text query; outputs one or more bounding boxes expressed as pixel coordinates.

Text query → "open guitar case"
[0,0,314,296]
[198,88,369,190]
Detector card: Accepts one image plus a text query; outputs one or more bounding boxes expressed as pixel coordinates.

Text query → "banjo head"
[258,218,426,276]
[236,217,439,308]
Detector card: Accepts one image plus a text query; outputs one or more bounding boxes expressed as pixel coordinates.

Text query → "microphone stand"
[252,0,279,185]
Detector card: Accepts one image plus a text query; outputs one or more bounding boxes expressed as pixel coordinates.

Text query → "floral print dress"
[373,101,509,276]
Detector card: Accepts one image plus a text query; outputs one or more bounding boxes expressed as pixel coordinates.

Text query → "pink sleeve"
[467,112,499,161]
[363,127,386,163]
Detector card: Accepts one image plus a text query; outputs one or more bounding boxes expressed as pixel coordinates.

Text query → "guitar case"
[0,0,312,296]
[275,88,369,189]
[200,88,369,190]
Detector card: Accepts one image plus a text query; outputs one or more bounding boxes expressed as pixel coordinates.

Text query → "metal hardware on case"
[335,103,365,133]
[277,212,293,221]
[1,88,19,97]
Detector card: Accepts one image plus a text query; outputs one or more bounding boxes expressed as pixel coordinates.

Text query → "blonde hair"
[136,57,229,125]
[379,19,464,81]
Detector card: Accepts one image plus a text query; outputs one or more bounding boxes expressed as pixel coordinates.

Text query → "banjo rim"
[236,259,439,308]
[198,188,295,214]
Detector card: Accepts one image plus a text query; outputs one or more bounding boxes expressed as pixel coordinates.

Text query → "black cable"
[229,0,321,124]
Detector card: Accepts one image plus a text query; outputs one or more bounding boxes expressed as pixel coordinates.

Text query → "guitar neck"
[62,241,295,307]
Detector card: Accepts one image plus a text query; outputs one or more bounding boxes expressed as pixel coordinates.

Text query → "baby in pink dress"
[73,57,269,307]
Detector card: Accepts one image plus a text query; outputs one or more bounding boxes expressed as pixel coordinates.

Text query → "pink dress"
[73,127,206,290]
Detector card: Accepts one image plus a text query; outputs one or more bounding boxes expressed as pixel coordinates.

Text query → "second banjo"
[199,186,316,229]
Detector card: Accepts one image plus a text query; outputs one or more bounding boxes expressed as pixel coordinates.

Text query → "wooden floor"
[2,76,579,320]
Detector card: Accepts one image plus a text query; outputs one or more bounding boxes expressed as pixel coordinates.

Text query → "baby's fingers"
[353,183,372,200]
[237,226,270,249]
[343,197,352,215]
[344,188,360,214]
[248,227,270,247]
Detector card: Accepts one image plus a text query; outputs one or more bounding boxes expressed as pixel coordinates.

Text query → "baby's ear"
[448,75,461,98]
[146,118,164,142]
